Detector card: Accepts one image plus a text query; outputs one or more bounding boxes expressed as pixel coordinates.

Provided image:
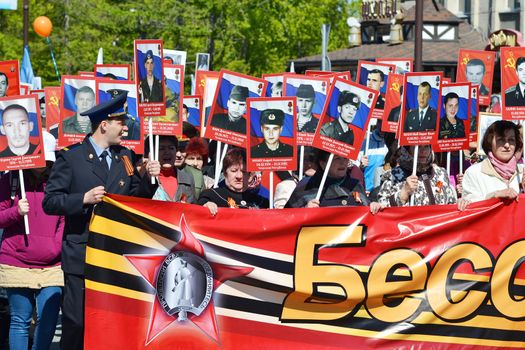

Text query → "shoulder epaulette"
[506,85,517,94]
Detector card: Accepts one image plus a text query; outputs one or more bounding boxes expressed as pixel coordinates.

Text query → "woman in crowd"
[198,148,268,214]
[376,144,457,207]
[285,150,370,208]
[145,136,196,203]
[183,137,214,197]
[459,120,523,209]
[0,132,64,350]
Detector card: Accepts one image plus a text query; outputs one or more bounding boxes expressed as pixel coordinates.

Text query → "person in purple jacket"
[0,131,64,350]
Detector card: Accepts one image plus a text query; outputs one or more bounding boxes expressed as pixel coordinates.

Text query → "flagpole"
[45,37,61,82]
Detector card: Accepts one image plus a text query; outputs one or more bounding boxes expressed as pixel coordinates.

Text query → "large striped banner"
[85,194,525,349]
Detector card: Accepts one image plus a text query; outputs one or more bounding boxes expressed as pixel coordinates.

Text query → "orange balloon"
[33,16,53,38]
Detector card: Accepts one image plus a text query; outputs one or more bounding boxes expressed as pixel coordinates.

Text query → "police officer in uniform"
[43,92,160,350]
[210,85,248,134]
[251,109,293,158]
[320,90,360,145]
[107,88,141,140]
[505,56,525,107]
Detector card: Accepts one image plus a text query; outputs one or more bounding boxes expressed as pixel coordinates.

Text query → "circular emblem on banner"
[156,251,213,321]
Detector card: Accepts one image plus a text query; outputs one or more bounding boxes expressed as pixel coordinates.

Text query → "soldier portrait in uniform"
[366,69,385,109]
[504,56,525,107]
[61,85,96,135]
[403,81,437,132]
[138,50,163,103]
[0,72,8,97]
[0,104,39,157]
[296,84,317,133]
[438,92,466,140]
[320,90,360,145]
[210,85,248,134]
[465,59,489,96]
[251,109,293,158]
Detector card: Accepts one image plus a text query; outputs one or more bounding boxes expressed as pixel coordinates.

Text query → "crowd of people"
[0,88,522,350]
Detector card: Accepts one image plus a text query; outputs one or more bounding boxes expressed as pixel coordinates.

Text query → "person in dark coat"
[296,84,318,133]
[285,149,370,208]
[42,92,160,350]
[198,148,268,214]
[438,92,466,139]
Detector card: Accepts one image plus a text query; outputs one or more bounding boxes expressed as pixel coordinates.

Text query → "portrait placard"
[182,95,202,130]
[204,70,266,147]
[434,82,470,152]
[58,75,97,147]
[134,39,166,117]
[247,97,297,172]
[283,74,330,146]
[312,78,377,160]
[96,79,143,153]
[262,73,286,97]
[476,112,502,156]
[163,49,186,66]
[0,60,20,97]
[356,61,395,120]
[143,64,184,136]
[195,53,210,72]
[376,58,413,74]
[0,95,45,171]
[305,70,352,83]
[44,87,60,137]
[399,72,443,146]
[94,64,131,81]
[381,73,403,133]
[20,83,31,95]
[500,47,525,120]
[456,49,496,106]
[469,86,480,143]
[196,71,220,137]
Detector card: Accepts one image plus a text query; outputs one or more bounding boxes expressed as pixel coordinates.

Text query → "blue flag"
[20,45,35,88]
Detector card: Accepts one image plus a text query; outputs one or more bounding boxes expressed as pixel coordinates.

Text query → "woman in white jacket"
[459,120,523,209]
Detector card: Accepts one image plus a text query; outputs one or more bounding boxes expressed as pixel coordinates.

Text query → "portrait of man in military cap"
[504,56,525,107]
[210,84,248,134]
[251,109,293,158]
[0,103,39,157]
[296,84,317,133]
[139,50,163,103]
[320,90,360,145]
[107,88,140,141]
[62,85,96,135]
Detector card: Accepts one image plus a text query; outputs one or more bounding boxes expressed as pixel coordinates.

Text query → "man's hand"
[83,186,106,205]
[17,198,29,216]
[360,155,369,168]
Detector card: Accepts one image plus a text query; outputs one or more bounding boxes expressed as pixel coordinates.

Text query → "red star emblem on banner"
[126,215,253,345]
